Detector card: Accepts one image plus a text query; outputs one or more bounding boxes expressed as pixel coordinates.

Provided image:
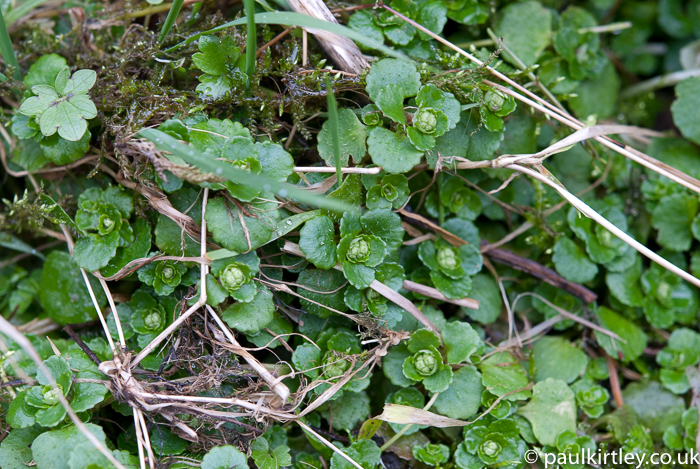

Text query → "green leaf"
[202,445,249,469]
[252,438,291,469]
[39,251,106,324]
[517,378,576,446]
[292,343,322,379]
[406,329,440,352]
[101,218,152,278]
[652,192,699,251]
[430,269,472,300]
[348,10,384,45]
[360,208,404,253]
[257,141,294,181]
[31,423,109,469]
[39,132,90,165]
[7,391,38,428]
[330,437,381,469]
[70,371,108,412]
[299,216,337,270]
[622,380,685,439]
[594,306,648,362]
[150,427,188,456]
[19,69,97,142]
[552,6,605,81]
[463,273,502,324]
[374,84,406,124]
[672,77,700,145]
[329,391,371,432]
[606,255,644,307]
[318,108,367,166]
[495,1,552,67]
[383,342,414,387]
[365,58,421,101]
[417,0,447,39]
[656,328,700,369]
[434,365,484,420]
[552,237,598,283]
[442,321,483,364]
[660,368,690,394]
[531,336,589,383]
[297,268,348,317]
[73,235,118,272]
[0,427,44,469]
[35,404,66,427]
[569,60,620,120]
[479,352,530,401]
[367,127,423,174]
[24,54,67,88]
[191,35,244,98]
[205,198,279,252]
[222,287,275,334]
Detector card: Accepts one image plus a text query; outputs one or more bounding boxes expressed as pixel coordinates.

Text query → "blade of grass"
[244,0,257,78]
[0,10,20,81]
[164,11,410,62]
[138,128,358,212]
[5,0,50,25]
[325,77,342,185]
[159,0,185,45]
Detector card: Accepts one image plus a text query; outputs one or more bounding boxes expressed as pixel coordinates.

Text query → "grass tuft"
[0,10,20,81]
[159,0,185,45]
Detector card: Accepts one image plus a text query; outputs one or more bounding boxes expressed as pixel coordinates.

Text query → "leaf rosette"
[418,236,482,299]
[335,208,403,289]
[402,329,453,392]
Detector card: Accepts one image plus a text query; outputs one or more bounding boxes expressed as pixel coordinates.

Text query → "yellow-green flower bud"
[414,108,438,134]
[161,266,175,280]
[323,352,351,379]
[485,90,505,113]
[381,183,397,202]
[436,247,458,271]
[98,215,116,235]
[42,385,63,406]
[413,349,438,376]
[481,440,500,457]
[221,264,247,292]
[143,309,163,331]
[346,236,371,263]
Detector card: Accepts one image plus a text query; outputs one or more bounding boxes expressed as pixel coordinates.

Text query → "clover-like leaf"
[19,68,97,141]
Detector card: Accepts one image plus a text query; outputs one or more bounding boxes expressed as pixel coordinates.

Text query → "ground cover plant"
[1,0,700,468]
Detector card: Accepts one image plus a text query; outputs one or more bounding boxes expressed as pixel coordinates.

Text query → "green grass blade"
[5,0,50,25]
[138,128,358,212]
[164,11,410,62]
[244,0,257,78]
[159,0,185,45]
[325,77,342,185]
[0,10,19,81]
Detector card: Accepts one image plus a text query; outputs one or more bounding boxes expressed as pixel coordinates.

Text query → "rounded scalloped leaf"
[365,59,421,102]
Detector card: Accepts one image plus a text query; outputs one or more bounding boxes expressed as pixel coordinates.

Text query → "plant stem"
[380,392,440,452]
[0,10,20,81]
[620,68,700,99]
[244,0,256,78]
[578,21,631,34]
[158,0,185,44]
[325,77,343,185]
